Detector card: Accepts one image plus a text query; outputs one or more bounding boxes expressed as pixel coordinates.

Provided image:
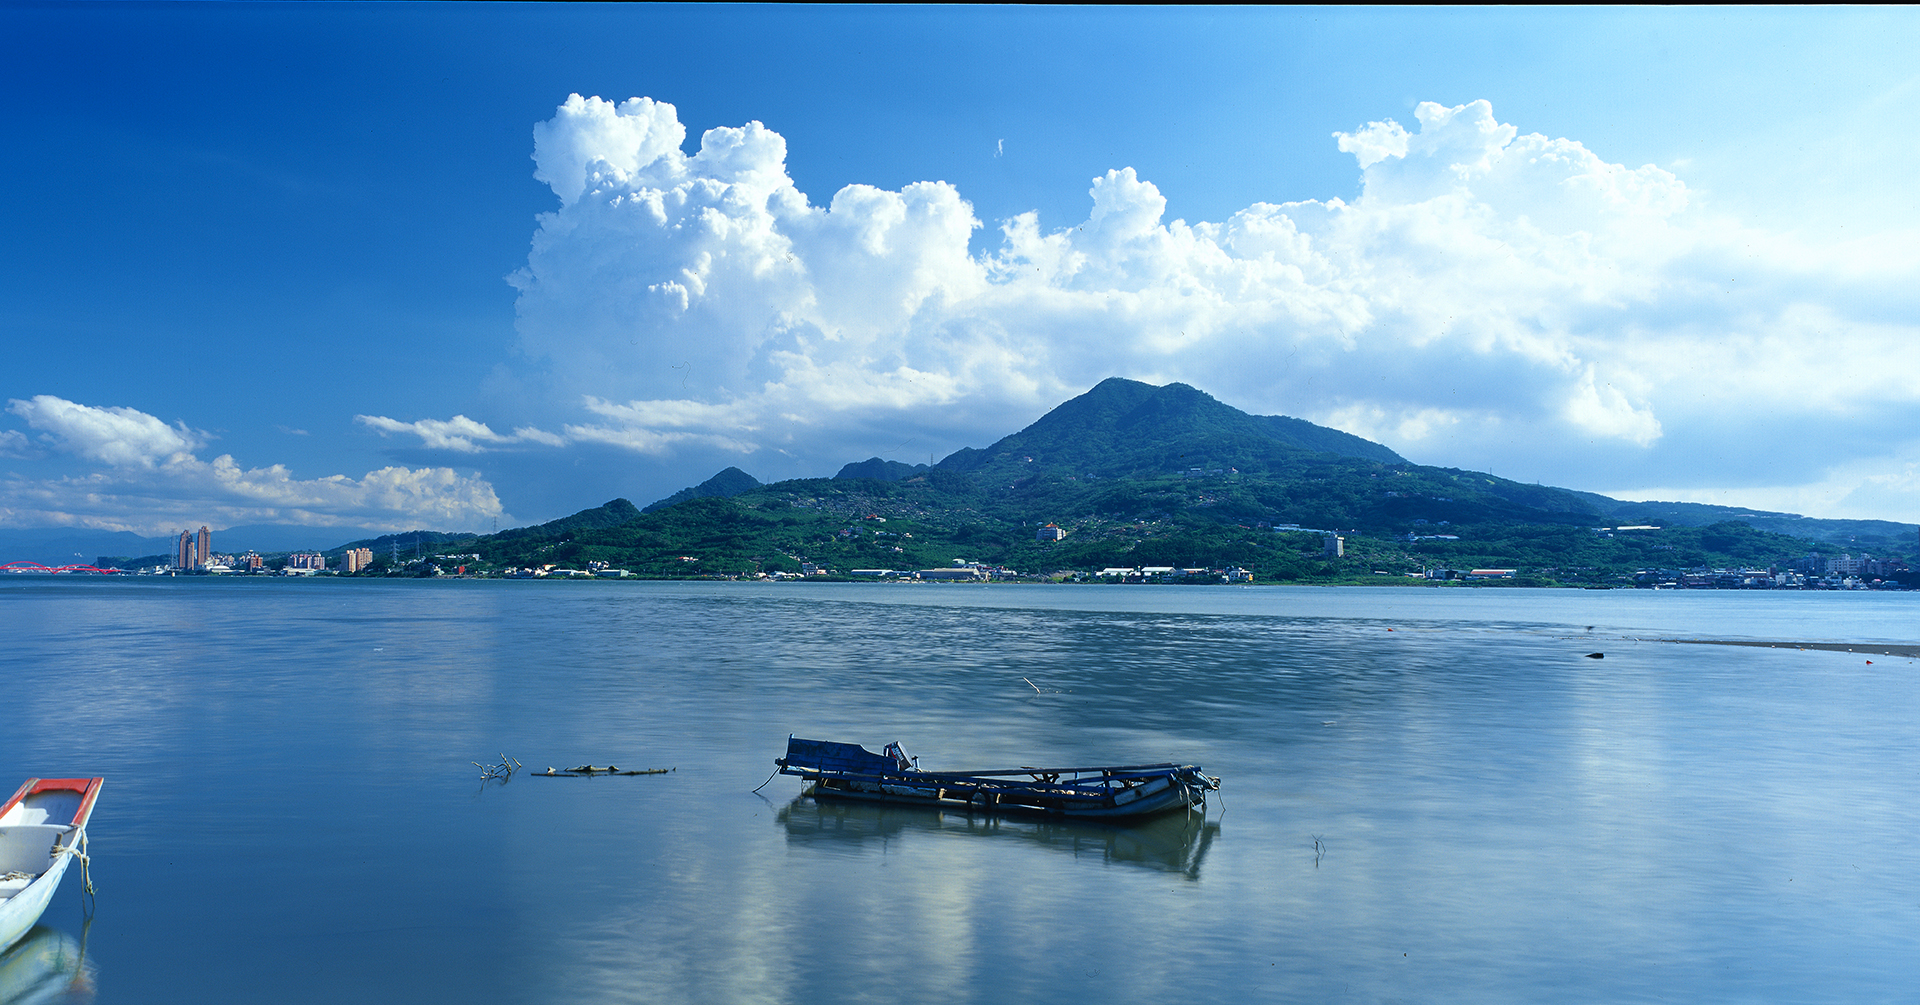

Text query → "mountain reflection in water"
[777,795,1220,878]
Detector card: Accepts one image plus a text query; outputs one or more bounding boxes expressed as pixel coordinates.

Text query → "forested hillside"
[374,380,1909,584]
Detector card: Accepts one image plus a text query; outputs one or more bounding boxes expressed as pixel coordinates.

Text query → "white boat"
[0,778,103,954]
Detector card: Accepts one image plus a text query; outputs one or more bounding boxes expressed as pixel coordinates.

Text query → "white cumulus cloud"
[2,396,508,534]
[465,93,1920,511]
[9,394,206,467]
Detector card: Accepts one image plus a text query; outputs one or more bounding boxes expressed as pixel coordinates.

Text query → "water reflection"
[0,923,94,1005]
[7,580,1918,1003]
[777,795,1220,878]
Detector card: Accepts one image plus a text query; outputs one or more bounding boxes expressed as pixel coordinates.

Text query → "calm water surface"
[2,579,1915,1003]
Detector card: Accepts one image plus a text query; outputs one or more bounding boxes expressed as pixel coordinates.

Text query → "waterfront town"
[1,516,1907,590]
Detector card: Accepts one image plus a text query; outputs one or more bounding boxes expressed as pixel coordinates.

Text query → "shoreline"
[1662,638,1920,658]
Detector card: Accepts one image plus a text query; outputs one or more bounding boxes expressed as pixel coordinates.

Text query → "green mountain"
[496,498,640,538]
[365,378,1914,585]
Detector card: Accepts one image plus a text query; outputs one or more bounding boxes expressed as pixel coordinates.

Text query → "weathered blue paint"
[774,736,1220,821]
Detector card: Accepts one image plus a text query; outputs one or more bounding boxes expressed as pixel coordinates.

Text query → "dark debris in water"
[536,765,677,777]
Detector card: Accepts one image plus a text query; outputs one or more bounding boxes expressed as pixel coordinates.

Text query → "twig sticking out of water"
[1022,677,1043,693]
[1312,835,1325,868]
[473,753,522,781]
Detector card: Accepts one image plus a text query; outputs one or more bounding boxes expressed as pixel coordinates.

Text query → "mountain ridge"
[629,377,1908,550]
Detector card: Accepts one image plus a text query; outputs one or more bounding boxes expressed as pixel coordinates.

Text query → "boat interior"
[0,780,98,900]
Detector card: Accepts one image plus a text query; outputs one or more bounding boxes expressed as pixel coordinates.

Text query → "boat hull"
[807,775,1207,819]
[0,855,73,955]
[776,738,1218,822]
[0,778,103,955]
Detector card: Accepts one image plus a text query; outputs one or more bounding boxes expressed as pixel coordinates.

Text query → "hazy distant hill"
[0,527,173,567]
[643,467,763,513]
[0,524,384,567]
[934,377,1404,482]
[328,528,480,558]
[219,524,388,553]
[835,457,930,481]
[1570,492,1916,548]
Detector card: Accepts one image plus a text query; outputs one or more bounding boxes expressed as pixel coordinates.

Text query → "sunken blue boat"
[774,737,1219,820]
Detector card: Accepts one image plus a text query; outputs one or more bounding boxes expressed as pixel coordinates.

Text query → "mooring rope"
[52,831,95,898]
[750,767,781,793]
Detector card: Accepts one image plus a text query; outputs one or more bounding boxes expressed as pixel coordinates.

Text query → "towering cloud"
[389,93,1920,513]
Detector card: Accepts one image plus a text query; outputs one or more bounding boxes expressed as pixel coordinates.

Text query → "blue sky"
[5,5,1919,536]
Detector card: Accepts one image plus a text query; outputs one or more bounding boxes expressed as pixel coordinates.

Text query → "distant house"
[1468,569,1517,579]
[1035,524,1066,541]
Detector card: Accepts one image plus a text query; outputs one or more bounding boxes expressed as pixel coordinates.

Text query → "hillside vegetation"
[363,379,1910,585]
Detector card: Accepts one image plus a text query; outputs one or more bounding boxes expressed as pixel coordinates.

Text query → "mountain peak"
[936,377,1401,479]
[643,466,763,513]
[835,457,931,482]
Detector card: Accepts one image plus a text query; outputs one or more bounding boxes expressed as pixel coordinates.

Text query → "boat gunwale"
[0,778,103,830]
[886,763,1199,780]
[782,765,1209,789]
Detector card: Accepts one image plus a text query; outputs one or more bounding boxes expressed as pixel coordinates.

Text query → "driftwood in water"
[535,765,677,777]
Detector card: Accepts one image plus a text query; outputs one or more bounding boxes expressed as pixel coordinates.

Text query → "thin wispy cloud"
[356,414,565,453]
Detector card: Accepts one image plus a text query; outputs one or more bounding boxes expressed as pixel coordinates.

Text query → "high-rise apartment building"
[342,547,374,573]
[172,525,214,569]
